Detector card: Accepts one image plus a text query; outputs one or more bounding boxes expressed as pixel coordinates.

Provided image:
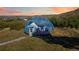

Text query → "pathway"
[0,36,26,46]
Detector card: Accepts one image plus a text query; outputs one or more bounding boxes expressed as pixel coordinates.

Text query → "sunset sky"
[0,7,78,16]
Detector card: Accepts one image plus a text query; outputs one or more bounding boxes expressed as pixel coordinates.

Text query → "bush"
[0,19,24,30]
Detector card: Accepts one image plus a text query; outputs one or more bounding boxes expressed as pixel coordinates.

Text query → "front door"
[29,27,33,36]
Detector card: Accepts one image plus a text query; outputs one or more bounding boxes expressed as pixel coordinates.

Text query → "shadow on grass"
[34,34,79,50]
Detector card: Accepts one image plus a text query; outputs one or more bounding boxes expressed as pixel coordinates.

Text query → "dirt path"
[0,36,26,46]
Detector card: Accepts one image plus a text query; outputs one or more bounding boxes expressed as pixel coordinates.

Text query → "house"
[24,16,54,36]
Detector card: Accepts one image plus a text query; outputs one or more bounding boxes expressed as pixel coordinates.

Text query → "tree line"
[49,16,79,28]
[0,15,79,31]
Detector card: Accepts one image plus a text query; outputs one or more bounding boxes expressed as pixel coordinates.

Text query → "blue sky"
[8,7,54,15]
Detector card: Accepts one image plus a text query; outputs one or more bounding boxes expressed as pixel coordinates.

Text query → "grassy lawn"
[0,36,70,51]
[0,27,79,51]
[0,28,25,43]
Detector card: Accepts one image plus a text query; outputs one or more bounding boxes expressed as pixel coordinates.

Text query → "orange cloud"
[53,7,78,14]
[0,7,41,16]
[0,7,21,16]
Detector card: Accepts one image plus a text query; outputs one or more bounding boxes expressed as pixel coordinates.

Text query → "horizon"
[0,7,78,16]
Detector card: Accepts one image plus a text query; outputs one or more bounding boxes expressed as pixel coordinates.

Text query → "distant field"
[0,27,79,51]
[53,27,79,37]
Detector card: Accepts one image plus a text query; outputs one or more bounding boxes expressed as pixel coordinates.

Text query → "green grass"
[0,27,79,51]
[0,28,25,43]
[0,36,70,51]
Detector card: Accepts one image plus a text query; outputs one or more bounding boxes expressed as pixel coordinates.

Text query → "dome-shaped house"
[24,16,54,36]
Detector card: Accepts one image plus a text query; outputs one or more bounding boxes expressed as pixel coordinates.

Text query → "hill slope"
[59,8,79,20]
[49,8,79,28]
